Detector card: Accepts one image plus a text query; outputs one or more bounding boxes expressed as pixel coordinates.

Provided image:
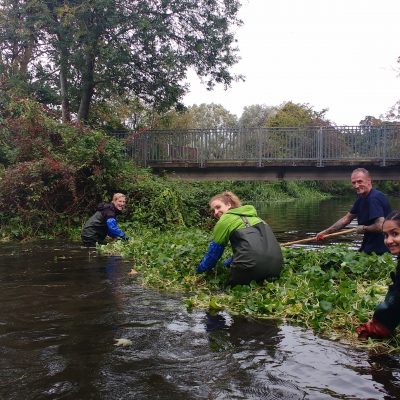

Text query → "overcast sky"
[182,0,400,125]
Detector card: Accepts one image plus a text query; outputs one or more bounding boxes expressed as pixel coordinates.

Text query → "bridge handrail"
[109,125,400,167]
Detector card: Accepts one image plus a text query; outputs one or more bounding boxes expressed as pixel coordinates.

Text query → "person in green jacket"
[196,191,283,287]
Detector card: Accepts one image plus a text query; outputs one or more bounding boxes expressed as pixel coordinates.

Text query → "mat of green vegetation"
[101,226,400,353]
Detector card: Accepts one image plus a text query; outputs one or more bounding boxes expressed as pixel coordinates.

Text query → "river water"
[1,196,400,400]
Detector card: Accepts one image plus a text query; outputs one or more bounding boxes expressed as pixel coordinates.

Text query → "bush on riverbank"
[99,226,400,352]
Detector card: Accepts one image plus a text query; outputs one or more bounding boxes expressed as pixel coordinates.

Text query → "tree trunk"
[59,47,71,122]
[77,52,96,122]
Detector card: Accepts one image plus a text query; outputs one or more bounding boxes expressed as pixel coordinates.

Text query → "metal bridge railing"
[110,125,400,168]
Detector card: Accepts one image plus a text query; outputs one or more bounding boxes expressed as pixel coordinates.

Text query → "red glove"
[316,233,327,241]
[356,319,392,339]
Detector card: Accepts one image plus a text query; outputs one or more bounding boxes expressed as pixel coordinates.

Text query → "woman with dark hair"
[356,210,400,338]
[196,191,283,287]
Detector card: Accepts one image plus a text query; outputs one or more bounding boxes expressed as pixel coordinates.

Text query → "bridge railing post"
[258,128,263,167]
[317,127,324,167]
[381,126,387,167]
[143,134,148,168]
[200,130,206,168]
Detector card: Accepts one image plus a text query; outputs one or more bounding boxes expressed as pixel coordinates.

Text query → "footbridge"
[111,125,400,181]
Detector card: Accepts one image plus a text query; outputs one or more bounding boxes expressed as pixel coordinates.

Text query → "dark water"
[1,196,400,400]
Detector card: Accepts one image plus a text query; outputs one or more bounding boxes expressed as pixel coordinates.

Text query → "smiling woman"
[196,191,283,287]
[81,193,129,247]
[356,210,400,339]
[383,211,400,255]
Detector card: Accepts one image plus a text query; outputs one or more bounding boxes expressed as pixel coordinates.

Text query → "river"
[1,196,400,399]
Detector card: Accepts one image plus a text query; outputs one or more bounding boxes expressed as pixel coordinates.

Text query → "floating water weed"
[100,227,399,352]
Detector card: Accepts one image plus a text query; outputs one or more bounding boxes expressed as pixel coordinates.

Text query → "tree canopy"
[155,103,238,129]
[267,101,331,127]
[238,104,277,128]
[0,0,243,123]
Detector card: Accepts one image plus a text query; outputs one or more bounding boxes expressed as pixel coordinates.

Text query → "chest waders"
[226,216,283,287]
[81,211,108,246]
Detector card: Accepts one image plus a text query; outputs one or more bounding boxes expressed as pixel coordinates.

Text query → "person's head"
[383,211,400,255]
[351,168,372,197]
[209,191,241,219]
[112,193,126,211]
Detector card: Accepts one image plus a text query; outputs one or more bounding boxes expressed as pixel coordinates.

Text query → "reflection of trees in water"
[252,198,355,237]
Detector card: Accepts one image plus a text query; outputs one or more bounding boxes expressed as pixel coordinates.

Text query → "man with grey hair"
[316,168,391,255]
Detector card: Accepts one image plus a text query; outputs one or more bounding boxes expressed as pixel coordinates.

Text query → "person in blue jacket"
[196,191,283,287]
[81,193,129,247]
[316,168,391,255]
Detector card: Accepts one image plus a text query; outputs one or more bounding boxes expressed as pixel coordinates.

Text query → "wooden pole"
[280,228,357,247]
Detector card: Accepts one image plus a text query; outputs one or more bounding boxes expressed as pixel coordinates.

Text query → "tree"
[359,115,383,126]
[0,0,46,93]
[381,101,400,122]
[0,0,243,123]
[267,101,330,127]
[238,104,277,128]
[155,103,238,129]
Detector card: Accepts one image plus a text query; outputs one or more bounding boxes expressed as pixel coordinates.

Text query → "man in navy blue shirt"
[316,168,391,255]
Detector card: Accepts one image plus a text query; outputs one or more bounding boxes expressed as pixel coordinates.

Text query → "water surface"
[1,196,400,399]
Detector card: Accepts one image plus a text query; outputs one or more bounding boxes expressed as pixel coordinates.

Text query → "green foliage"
[154,103,238,129]
[100,229,400,352]
[280,181,329,200]
[0,96,134,238]
[267,101,330,127]
[376,180,400,195]
[1,0,243,123]
[238,104,277,128]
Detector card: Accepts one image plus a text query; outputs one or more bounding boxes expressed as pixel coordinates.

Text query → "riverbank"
[1,178,333,241]
[99,226,400,353]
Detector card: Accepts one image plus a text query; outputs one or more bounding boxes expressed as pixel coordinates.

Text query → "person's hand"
[316,231,327,241]
[355,225,365,234]
[356,319,392,339]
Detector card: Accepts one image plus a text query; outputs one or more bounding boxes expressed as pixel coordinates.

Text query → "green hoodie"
[213,205,262,246]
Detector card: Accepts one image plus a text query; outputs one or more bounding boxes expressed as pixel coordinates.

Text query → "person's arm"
[316,212,355,240]
[196,241,225,273]
[356,216,385,234]
[106,218,128,240]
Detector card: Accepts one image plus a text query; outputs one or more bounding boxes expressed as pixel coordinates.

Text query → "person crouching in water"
[356,210,400,339]
[81,193,129,247]
[196,191,283,287]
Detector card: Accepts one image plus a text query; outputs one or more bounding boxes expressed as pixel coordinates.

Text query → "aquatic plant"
[99,226,400,353]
